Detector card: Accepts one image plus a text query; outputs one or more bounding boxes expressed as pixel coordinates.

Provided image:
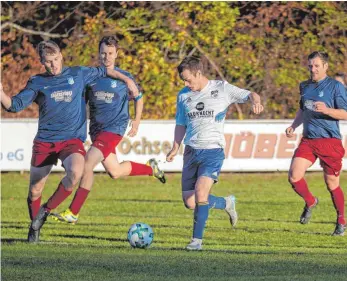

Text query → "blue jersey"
[86,67,138,137]
[7,66,106,142]
[299,76,347,139]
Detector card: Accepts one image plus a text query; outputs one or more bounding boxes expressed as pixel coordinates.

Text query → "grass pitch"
[2,172,347,280]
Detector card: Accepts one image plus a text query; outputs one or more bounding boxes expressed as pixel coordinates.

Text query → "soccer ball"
[127,222,154,249]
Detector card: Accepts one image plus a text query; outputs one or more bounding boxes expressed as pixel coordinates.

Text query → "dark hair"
[308,51,329,64]
[335,72,345,79]
[37,41,60,59]
[99,36,119,51]
[177,56,204,76]
[335,72,346,85]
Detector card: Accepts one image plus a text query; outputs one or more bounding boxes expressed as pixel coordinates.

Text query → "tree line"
[1,1,346,119]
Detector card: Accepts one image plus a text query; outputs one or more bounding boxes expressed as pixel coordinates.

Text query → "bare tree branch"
[124,25,151,31]
[179,40,186,59]
[1,22,70,38]
[103,25,152,33]
[47,2,84,33]
[187,47,198,58]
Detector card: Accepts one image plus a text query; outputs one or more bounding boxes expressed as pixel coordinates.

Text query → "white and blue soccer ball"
[127,222,154,249]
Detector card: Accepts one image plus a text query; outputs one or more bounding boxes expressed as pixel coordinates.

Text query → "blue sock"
[193,203,209,239]
[208,194,226,210]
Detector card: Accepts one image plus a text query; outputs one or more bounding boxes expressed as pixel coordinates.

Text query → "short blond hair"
[37,41,60,60]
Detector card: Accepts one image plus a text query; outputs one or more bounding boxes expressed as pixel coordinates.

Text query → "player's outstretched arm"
[106,69,139,98]
[0,83,12,110]
[0,80,37,113]
[127,93,144,137]
[249,92,264,114]
[166,125,186,162]
[286,109,303,138]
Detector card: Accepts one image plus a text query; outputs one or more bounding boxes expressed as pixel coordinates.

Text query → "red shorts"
[31,139,86,167]
[294,138,345,176]
[91,132,123,159]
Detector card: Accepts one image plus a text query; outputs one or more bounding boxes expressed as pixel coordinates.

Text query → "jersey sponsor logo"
[318,91,324,97]
[211,90,219,98]
[186,97,192,103]
[51,91,73,102]
[95,91,114,103]
[304,99,315,111]
[111,81,117,88]
[187,110,214,120]
[196,102,205,111]
[68,77,74,85]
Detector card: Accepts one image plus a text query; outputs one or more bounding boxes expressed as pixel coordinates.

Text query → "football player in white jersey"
[166,56,263,250]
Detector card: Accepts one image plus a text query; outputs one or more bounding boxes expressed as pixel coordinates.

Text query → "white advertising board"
[2,119,347,172]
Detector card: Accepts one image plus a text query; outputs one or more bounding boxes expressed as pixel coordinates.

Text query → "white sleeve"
[224,81,250,105]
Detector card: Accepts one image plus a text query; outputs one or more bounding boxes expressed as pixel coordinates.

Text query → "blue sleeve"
[7,80,38,113]
[299,83,304,110]
[116,69,141,95]
[81,66,106,85]
[175,95,186,126]
[124,73,141,93]
[334,82,347,110]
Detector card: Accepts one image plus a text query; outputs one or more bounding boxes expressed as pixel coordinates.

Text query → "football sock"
[69,187,90,215]
[129,161,153,176]
[45,182,72,211]
[330,186,346,225]
[291,178,316,207]
[27,196,41,220]
[208,194,226,209]
[193,202,209,239]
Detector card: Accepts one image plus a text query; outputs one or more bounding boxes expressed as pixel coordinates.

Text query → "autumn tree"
[1,2,347,119]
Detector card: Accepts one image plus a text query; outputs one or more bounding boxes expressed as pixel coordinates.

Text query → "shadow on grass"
[1,220,337,238]
[2,239,347,258]
[1,238,28,244]
[90,198,182,203]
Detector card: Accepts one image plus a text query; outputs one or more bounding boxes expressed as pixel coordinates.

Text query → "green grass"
[2,172,347,281]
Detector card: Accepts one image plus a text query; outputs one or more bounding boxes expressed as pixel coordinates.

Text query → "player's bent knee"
[29,186,43,199]
[83,165,93,173]
[290,177,302,184]
[66,169,83,187]
[324,178,339,191]
[183,200,195,210]
[83,160,96,172]
[66,186,75,192]
[107,171,121,180]
[288,172,302,184]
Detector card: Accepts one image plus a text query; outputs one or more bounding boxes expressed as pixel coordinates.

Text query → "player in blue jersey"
[334,73,346,89]
[286,51,347,236]
[51,36,165,224]
[0,40,140,243]
[166,56,263,250]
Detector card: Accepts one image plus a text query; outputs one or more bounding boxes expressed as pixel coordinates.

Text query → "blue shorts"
[182,145,225,192]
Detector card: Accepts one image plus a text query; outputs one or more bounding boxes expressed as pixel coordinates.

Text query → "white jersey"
[175,80,250,149]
